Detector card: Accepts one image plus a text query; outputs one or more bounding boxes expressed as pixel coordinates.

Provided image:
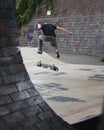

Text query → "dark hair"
[38,21,44,25]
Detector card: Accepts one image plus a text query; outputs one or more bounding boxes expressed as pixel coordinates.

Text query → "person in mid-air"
[37,21,73,58]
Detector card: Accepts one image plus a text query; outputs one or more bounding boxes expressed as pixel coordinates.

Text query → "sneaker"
[37,51,42,54]
[56,52,60,58]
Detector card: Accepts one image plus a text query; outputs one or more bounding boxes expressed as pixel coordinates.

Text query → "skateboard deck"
[37,61,59,71]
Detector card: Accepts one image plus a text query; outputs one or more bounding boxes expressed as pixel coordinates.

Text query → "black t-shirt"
[41,24,57,37]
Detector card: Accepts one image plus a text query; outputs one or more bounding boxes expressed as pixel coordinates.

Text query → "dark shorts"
[39,35,58,49]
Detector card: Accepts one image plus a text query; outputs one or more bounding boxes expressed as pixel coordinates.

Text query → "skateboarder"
[37,21,73,58]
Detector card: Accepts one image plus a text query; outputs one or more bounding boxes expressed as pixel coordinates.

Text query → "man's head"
[37,21,44,30]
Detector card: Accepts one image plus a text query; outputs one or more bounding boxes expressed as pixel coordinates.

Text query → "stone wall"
[19,15,104,56]
[19,0,104,56]
[53,0,104,16]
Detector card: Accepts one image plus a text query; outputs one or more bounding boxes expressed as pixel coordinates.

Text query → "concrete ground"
[20,47,104,124]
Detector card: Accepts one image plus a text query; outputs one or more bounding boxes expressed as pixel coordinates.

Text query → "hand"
[69,32,73,35]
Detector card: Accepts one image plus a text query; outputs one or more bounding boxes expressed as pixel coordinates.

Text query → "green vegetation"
[16,0,53,28]
[100,55,104,62]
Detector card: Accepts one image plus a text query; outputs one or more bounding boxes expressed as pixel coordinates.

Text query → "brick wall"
[19,0,104,56]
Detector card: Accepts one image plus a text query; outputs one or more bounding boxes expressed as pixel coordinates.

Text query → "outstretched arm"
[56,26,73,35]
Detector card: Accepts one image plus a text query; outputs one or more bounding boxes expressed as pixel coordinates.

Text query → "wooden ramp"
[20,47,104,124]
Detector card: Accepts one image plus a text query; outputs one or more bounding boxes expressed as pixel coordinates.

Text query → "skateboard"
[37,61,59,71]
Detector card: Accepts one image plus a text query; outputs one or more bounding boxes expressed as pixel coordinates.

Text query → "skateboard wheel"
[37,61,42,67]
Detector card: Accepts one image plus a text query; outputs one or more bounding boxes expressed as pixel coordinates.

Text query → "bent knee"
[39,35,44,40]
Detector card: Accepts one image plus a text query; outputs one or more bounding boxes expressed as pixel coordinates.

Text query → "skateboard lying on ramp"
[37,61,59,71]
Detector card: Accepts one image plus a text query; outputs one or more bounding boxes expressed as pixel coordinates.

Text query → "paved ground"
[48,51,104,66]
[20,47,104,124]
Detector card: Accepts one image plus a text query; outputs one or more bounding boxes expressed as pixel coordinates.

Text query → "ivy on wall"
[16,0,53,28]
